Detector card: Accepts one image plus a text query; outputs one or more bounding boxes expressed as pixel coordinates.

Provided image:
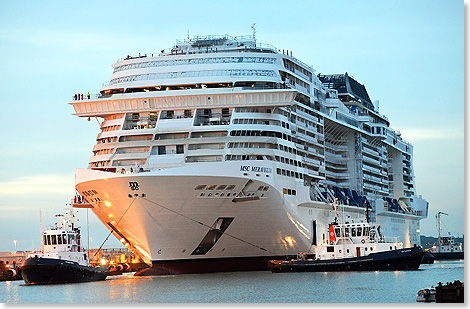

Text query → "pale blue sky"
[0,1,464,251]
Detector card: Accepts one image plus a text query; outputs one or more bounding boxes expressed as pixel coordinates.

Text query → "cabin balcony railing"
[378,236,400,243]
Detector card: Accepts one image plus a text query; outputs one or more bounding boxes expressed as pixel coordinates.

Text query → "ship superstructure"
[70,34,428,274]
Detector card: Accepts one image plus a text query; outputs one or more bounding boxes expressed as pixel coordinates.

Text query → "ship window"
[68,235,73,244]
[207,185,217,190]
[217,185,227,190]
[357,227,362,237]
[158,146,166,155]
[226,185,236,190]
[176,145,184,154]
[327,246,334,252]
[43,235,47,246]
[344,228,349,237]
[351,227,356,237]
[62,235,67,244]
[184,110,192,118]
[195,185,206,190]
[58,235,62,245]
[335,228,340,237]
[47,235,51,245]
[51,235,57,245]
[364,227,370,236]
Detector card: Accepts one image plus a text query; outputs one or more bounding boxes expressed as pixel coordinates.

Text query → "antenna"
[87,208,90,266]
[251,23,256,43]
[40,209,43,252]
[186,30,191,55]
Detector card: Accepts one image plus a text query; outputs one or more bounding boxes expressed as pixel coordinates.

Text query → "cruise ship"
[71,34,429,275]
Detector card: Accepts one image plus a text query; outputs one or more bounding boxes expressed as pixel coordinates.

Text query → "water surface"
[1,260,463,303]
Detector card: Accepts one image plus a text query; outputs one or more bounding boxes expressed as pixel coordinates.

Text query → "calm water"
[1,260,464,303]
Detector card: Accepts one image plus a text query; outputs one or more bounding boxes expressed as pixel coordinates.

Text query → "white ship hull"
[75,160,422,274]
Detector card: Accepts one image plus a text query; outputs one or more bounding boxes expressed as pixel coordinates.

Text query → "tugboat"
[429,212,464,260]
[268,200,425,272]
[20,206,109,284]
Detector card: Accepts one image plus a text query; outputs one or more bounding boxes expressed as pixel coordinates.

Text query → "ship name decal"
[240,166,272,173]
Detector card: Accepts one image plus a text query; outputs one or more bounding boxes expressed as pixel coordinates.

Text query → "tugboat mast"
[436,211,448,253]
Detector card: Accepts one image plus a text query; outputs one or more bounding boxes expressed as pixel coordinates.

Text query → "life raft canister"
[329,225,336,242]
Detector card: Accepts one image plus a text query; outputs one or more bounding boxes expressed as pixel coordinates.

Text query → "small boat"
[416,287,436,302]
[268,200,425,272]
[0,261,20,281]
[429,212,464,260]
[20,206,109,284]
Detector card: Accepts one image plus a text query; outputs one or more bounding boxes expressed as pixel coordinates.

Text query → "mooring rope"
[92,196,137,260]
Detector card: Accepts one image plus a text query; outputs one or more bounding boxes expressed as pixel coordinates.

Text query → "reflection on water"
[1,260,464,303]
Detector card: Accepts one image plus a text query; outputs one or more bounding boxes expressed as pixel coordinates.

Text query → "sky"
[0,0,464,251]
